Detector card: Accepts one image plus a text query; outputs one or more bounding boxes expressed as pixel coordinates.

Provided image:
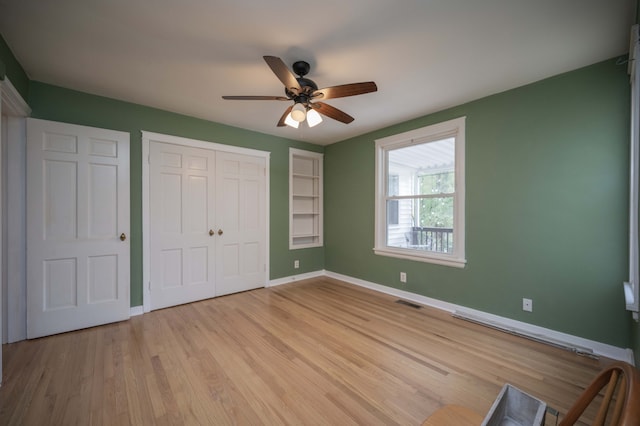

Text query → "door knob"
[209,229,214,236]
[218,229,223,236]
[120,233,127,241]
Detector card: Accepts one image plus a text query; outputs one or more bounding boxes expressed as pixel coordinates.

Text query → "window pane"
[387,137,455,196]
[409,226,454,253]
[386,197,454,254]
[387,198,415,247]
[387,175,400,225]
[419,171,454,194]
[419,196,453,228]
[388,175,399,196]
[387,200,399,225]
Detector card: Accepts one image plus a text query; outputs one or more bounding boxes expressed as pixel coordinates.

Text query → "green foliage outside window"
[418,171,454,228]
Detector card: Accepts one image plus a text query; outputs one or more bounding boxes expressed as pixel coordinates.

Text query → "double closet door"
[148,140,267,311]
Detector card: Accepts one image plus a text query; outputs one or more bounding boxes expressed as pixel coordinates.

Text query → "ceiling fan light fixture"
[284,112,300,128]
[290,103,306,122]
[306,108,323,127]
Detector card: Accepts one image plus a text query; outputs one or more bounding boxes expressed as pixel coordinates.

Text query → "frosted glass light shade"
[284,112,299,128]
[291,103,306,122]
[306,109,323,127]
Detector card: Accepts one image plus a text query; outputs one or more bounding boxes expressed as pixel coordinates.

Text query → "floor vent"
[396,299,422,309]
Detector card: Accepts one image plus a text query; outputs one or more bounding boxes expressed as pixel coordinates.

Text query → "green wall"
[27,82,324,306]
[324,58,631,348]
[0,34,29,100]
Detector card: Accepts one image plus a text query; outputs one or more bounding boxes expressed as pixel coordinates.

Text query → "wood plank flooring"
[0,277,613,425]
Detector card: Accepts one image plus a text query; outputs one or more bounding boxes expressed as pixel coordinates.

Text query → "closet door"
[215,152,267,296]
[147,138,267,310]
[26,118,130,338]
[149,142,216,310]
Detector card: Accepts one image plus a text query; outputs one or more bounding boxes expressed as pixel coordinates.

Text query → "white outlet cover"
[522,298,533,312]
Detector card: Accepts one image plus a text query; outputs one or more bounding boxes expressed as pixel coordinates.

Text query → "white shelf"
[290,148,323,249]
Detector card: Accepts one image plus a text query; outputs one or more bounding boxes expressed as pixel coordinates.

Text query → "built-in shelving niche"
[290,148,323,249]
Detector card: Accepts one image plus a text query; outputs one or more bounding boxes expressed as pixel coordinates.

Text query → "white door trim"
[141,131,270,313]
[1,78,30,350]
[1,78,31,117]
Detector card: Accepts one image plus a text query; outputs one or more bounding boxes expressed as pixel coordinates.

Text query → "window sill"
[373,247,466,268]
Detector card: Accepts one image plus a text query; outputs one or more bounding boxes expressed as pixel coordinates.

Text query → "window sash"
[386,193,454,200]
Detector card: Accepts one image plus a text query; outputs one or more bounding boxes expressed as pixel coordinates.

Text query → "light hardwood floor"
[0,277,613,425]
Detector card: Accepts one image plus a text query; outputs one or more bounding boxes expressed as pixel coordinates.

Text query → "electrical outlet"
[294,260,299,269]
[400,272,407,283]
[522,298,533,312]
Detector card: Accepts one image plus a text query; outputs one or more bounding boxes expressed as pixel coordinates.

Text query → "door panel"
[216,152,266,296]
[88,163,118,238]
[44,159,78,239]
[27,118,130,339]
[44,258,77,310]
[88,255,118,303]
[149,142,216,310]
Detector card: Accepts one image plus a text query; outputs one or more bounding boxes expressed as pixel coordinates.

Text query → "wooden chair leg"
[593,370,619,426]
[610,375,627,426]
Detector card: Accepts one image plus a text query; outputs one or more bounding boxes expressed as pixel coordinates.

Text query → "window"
[374,117,466,267]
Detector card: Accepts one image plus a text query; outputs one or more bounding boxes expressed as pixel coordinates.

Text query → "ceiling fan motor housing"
[292,60,311,77]
[287,60,318,105]
[286,77,318,105]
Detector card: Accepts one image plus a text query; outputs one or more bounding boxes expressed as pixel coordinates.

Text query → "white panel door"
[216,152,266,296]
[26,118,130,339]
[149,142,216,310]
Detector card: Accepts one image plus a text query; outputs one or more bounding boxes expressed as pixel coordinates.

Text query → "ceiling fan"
[222,56,377,128]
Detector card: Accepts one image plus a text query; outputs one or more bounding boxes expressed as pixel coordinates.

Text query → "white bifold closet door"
[149,142,217,310]
[26,118,130,339]
[149,141,266,310]
[215,152,267,296]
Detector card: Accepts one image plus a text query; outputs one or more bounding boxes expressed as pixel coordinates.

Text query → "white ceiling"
[0,0,635,145]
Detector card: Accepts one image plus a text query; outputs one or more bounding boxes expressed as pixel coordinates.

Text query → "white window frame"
[625,24,639,319]
[374,116,466,268]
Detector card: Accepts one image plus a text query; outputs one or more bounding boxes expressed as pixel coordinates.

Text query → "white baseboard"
[130,306,144,317]
[324,270,635,365]
[268,269,326,287]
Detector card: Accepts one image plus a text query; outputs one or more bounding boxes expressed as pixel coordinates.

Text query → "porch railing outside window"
[405,226,453,253]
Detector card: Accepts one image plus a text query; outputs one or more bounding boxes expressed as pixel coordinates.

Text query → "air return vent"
[395,299,422,309]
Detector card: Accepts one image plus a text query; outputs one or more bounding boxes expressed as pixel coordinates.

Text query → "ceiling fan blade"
[310,102,355,124]
[263,56,301,95]
[277,105,294,127]
[222,95,289,100]
[313,82,377,100]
